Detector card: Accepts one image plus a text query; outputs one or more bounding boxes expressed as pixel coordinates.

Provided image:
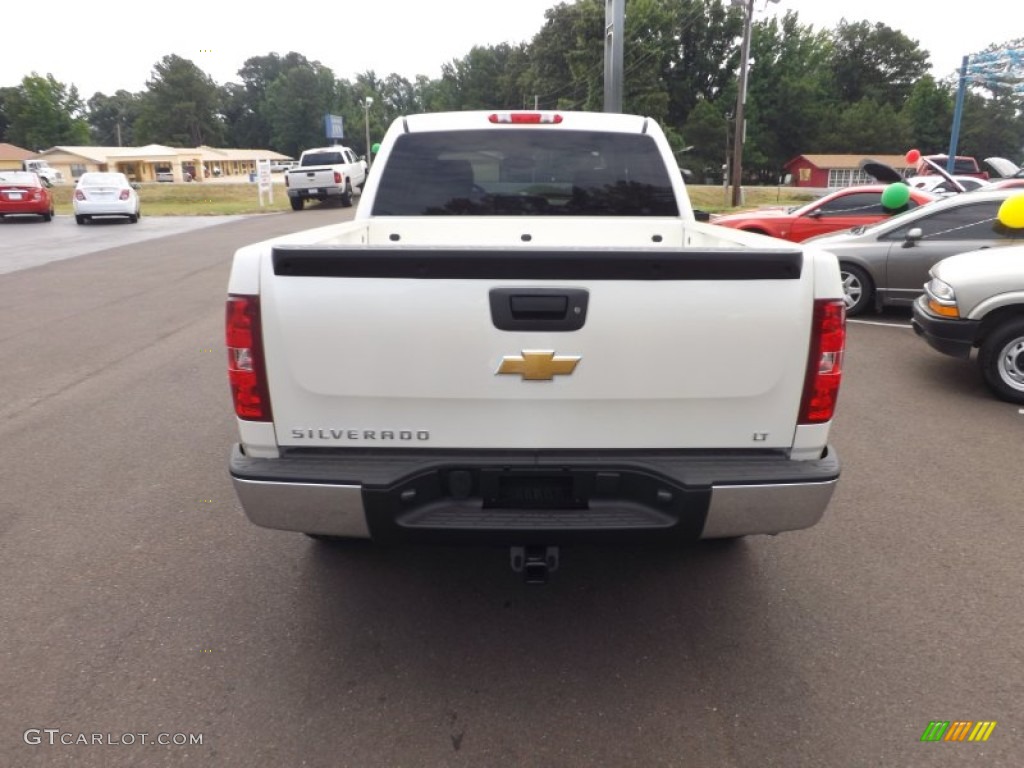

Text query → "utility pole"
[362,97,374,168]
[728,0,778,206]
[604,0,624,112]
[729,0,754,207]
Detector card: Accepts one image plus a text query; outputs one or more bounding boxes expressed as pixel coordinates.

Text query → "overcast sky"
[2,0,1013,98]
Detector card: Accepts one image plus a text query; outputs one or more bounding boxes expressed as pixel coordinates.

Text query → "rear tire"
[289,197,304,211]
[840,263,874,316]
[341,182,354,208]
[43,210,53,222]
[75,215,86,225]
[978,318,1024,404]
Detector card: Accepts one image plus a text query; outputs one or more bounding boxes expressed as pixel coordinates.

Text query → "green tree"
[823,98,910,154]
[744,12,835,176]
[264,60,339,157]
[524,0,605,110]
[440,43,532,109]
[957,91,1024,160]
[135,55,225,146]
[5,73,90,150]
[681,98,729,183]
[660,0,744,127]
[900,76,954,154]
[0,86,16,141]
[87,90,143,146]
[830,20,929,109]
[227,52,316,149]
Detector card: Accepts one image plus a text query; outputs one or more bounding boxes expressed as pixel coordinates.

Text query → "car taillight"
[74,189,85,200]
[226,295,272,421]
[798,299,846,424]
[334,171,342,184]
[119,189,130,200]
[488,112,563,124]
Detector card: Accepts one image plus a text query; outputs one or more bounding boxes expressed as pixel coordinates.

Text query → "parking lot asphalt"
[0,214,253,275]
[0,209,1021,767]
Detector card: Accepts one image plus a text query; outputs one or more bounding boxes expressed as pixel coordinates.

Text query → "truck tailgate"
[259,245,811,450]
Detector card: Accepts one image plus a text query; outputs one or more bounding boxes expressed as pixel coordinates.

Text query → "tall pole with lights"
[362,97,374,168]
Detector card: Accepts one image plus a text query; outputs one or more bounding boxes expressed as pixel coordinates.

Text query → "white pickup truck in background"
[227,110,846,580]
[284,145,367,210]
[22,159,64,186]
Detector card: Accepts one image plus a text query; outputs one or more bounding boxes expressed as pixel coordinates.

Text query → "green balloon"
[371,142,381,153]
[881,182,911,209]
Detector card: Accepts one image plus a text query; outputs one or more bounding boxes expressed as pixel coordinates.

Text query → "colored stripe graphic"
[944,721,972,741]
[968,722,997,742]
[920,720,996,742]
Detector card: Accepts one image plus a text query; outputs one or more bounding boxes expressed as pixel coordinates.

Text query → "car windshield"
[372,129,678,216]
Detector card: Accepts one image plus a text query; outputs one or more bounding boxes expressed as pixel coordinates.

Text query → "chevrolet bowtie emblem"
[496,350,581,381]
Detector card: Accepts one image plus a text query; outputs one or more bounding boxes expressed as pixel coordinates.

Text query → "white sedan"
[74,172,140,224]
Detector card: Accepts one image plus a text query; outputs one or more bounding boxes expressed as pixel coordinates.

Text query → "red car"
[711,184,937,243]
[0,171,54,222]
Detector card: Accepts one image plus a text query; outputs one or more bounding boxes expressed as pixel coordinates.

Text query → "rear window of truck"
[301,152,345,166]
[371,130,679,216]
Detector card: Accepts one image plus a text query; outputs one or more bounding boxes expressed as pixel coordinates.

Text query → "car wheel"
[289,197,304,211]
[839,263,874,316]
[978,318,1024,404]
[129,213,138,223]
[43,210,53,222]
[75,215,86,225]
[341,182,354,208]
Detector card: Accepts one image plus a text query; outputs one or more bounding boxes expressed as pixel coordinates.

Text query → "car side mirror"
[131,183,141,190]
[693,209,711,222]
[807,210,822,218]
[903,227,923,246]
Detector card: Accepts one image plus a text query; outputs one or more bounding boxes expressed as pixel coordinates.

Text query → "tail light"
[119,189,130,200]
[334,171,343,184]
[798,299,846,424]
[488,112,563,124]
[226,295,272,421]
[74,189,85,201]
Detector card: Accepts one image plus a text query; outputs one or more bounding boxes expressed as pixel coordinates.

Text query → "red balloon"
[905,149,921,164]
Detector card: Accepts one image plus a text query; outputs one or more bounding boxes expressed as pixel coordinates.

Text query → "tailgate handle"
[510,295,567,318]
[490,288,588,331]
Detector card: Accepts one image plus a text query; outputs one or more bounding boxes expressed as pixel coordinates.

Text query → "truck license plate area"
[484,472,585,510]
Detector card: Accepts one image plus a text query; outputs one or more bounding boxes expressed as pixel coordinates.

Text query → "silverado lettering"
[290,429,430,441]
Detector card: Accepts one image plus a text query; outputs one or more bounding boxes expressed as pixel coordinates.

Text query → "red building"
[783,154,910,188]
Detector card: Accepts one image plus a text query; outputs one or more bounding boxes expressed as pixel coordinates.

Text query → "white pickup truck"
[227,110,846,579]
[22,159,64,186]
[284,145,367,210]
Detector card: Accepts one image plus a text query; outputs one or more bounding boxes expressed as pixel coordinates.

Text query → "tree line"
[1,0,1021,184]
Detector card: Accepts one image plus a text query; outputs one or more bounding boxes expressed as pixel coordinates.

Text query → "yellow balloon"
[998,195,1024,229]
